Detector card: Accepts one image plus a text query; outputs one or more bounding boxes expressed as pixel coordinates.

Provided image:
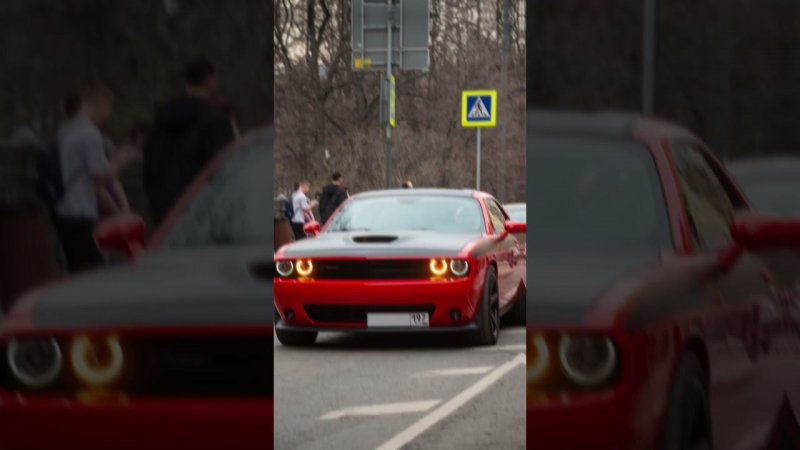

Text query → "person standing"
[143,58,235,225]
[290,180,318,240]
[53,85,134,273]
[319,172,349,225]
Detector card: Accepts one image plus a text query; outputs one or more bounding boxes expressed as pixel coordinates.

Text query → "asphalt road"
[274,325,526,450]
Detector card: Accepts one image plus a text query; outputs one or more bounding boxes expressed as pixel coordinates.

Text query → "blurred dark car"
[728,156,800,218]
[526,110,800,450]
[0,129,275,449]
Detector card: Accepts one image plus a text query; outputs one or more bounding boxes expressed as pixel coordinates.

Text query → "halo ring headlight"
[6,337,62,388]
[70,335,124,386]
[449,259,469,277]
[276,260,294,277]
[558,334,616,387]
[296,259,314,277]
[527,333,550,383]
[429,259,448,276]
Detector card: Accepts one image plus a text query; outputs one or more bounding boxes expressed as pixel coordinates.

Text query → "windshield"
[506,206,526,223]
[325,195,485,233]
[735,176,800,218]
[528,136,671,250]
[160,132,272,249]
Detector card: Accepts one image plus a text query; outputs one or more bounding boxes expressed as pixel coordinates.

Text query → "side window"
[485,199,507,234]
[671,143,740,250]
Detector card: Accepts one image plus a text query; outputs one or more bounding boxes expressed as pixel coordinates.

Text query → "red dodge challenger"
[274,189,527,346]
[526,110,800,450]
[0,129,274,449]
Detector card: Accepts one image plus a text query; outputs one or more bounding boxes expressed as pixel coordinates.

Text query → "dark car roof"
[527,109,697,142]
[353,188,486,199]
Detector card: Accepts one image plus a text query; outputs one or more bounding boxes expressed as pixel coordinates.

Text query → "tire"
[471,267,500,346]
[274,311,317,346]
[661,352,712,450]
[503,284,526,326]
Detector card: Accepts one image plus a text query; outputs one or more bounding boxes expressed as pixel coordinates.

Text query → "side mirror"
[718,212,800,271]
[504,220,527,235]
[94,213,146,258]
[303,221,321,237]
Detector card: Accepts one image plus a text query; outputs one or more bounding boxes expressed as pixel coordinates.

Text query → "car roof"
[352,188,490,199]
[527,109,697,142]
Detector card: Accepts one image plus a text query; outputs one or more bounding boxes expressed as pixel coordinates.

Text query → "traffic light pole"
[385,0,393,189]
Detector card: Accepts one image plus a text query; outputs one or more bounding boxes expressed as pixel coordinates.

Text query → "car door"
[670,141,781,450]
[484,197,517,310]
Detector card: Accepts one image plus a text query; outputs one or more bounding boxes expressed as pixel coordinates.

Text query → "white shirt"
[291,190,310,224]
[55,116,110,220]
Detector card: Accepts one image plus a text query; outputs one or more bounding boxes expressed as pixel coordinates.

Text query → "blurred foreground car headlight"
[558,334,617,387]
[295,259,314,277]
[6,337,62,388]
[449,259,469,277]
[70,335,124,386]
[276,260,294,277]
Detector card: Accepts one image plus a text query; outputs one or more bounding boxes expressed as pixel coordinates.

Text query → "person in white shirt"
[290,180,318,240]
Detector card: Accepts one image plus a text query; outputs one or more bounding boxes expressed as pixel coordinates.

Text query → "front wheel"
[661,352,712,450]
[471,267,500,346]
[274,311,318,346]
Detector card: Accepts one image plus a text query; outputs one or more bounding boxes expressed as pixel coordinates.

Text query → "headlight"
[276,260,294,277]
[429,258,448,276]
[6,337,62,388]
[527,333,550,383]
[449,259,469,277]
[296,259,313,277]
[70,335,124,386]
[558,334,616,387]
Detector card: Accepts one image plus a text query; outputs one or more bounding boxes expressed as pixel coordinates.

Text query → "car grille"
[304,304,435,323]
[312,259,431,280]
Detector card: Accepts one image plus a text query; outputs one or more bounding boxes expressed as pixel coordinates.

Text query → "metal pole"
[498,0,510,202]
[641,0,656,115]
[385,0,393,189]
[476,128,481,190]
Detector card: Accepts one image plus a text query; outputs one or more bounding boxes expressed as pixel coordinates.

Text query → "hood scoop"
[352,235,398,244]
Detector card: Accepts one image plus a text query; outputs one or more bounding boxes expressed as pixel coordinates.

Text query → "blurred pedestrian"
[319,171,348,225]
[53,85,135,273]
[290,180,318,240]
[402,180,413,188]
[144,58,235,225]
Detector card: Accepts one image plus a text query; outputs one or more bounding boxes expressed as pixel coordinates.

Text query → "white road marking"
[412,366,494,378]
[375,352,525,450]
[475,344,525,352]
[504,328,526,335]
[320,400,441,421]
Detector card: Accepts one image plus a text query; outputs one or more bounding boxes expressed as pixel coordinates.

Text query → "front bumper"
[527,390,653,450]
[0,393,272,450]
[274,275,484,329]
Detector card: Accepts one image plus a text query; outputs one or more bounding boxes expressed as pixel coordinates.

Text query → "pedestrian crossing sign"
[461,90,497,127]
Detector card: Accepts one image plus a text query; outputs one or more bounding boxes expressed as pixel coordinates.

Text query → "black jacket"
[319,184,348,224]
[143,97,234,224]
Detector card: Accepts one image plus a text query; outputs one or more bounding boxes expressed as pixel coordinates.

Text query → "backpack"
[35,141,65,209]
[283,197,294,220]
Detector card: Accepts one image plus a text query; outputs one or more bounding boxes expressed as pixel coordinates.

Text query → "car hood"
[29,244,273,328]
[280,230,483,258]
[526,249,658,325]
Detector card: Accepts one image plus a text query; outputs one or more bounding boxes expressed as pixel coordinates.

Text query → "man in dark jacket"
[318,172,348,225]
[143,58,234,225]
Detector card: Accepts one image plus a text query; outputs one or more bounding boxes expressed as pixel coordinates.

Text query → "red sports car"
[0,129,274,449]
[274,189,527,346]
[526,110,800,450]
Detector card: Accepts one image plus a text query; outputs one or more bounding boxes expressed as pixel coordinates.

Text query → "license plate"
[367,312,430,328]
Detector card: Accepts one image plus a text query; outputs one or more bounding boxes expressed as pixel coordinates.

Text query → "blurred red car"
[274,189,527,346]
[526,110,800,450]
[0,130,274,449]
